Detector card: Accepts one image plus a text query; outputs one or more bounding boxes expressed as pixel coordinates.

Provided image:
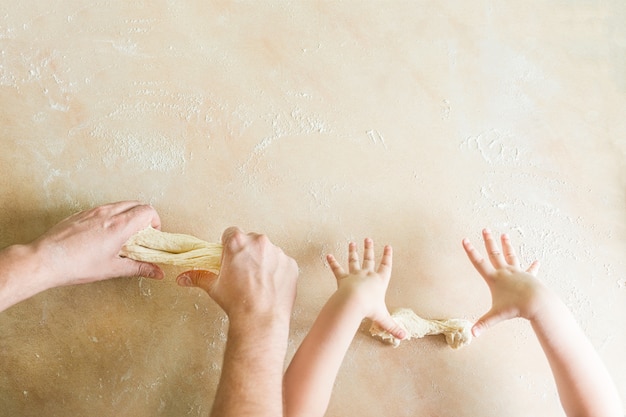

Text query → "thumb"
[373,313,407,341]
[176,270,218,293]
[472,308,508,338]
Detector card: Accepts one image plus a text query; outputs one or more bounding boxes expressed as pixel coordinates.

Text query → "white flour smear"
[93,126,187,173]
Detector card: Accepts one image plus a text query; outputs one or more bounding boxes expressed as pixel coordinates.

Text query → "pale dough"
[120,227,223,273]
[369,308,473,349]
[121,230,472,350]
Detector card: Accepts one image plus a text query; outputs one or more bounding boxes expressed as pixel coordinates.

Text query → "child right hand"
[327,238,406,340]
[463,229,553,337]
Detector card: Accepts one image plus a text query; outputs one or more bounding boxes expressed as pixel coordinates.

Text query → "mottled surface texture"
[1,1,625,416]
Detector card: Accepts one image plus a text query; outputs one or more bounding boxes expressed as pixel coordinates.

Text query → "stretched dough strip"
[370,308,473,349]
[120,227,223,273]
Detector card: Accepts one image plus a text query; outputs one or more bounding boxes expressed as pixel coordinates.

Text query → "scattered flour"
[92,126,186,173]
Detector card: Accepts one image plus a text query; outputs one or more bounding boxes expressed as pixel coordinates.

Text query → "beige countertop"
[0,1,624,416]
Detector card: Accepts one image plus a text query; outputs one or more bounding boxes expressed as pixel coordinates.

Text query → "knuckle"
[91,205,109,217]
[256,233,270,244]
[136,263,154,278]
[131,204,157,223]
[224,229,245,249]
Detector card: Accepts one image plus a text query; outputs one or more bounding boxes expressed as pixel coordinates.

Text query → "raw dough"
[369,308,473,349]
[120,227,223,273]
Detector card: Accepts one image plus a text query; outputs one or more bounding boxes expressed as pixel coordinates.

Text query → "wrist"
[334,283,371,319]
[227,311,291,340]
[226,313,291,365]
[0,244,49,310]
[525,284,561,323]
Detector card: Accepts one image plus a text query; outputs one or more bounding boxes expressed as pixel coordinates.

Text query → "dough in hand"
[120,227,223,273]
[370,308,473,349]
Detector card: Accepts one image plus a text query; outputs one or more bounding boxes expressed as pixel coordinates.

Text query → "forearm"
[0,244,48,312]
[531,298,623,417]
[284,292,364,417]
[211,315,291,417]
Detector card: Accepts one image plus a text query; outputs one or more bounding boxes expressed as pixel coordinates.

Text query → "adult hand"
[31,201,164,288]
[0,201,163,312]
[177,227,299,323]
[176,228,299,417]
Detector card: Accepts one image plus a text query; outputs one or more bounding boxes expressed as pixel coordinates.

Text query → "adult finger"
[362,238,375,270]
[116,203,162,231]
[221,226,246,248]
[105,200,145,215]
[117,258,164,280]
[462,238,494,278]
[482,229,507,269]
[76,201,141,220]
[176,270,218,294]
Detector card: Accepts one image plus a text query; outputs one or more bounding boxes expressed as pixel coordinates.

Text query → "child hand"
[463,229,551,337]
[326,238,406,340]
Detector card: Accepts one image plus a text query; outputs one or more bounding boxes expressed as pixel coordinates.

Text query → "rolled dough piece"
[120,227,223,273]
[369,308,473,349]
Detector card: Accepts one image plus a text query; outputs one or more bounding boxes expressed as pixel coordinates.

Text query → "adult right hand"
[176,227,299,322]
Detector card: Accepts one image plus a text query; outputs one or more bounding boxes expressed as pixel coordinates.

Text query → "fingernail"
[178,275,192,287]
[472,326,482,338]
[397,329,407,340]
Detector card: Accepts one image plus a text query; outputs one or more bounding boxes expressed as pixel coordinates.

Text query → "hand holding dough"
[120,227,223,274]
[370,308,473,349]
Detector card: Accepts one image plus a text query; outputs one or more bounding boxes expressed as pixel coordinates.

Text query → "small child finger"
[327,254,346,278]
[526,260,540,276]
[483,229,507,269]
[348,241,360,272]
[362,238,375,270]
[501,234,520,268]
[377,245,393,275]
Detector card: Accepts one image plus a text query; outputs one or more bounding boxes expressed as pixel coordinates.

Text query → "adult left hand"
[29,201,164,289]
